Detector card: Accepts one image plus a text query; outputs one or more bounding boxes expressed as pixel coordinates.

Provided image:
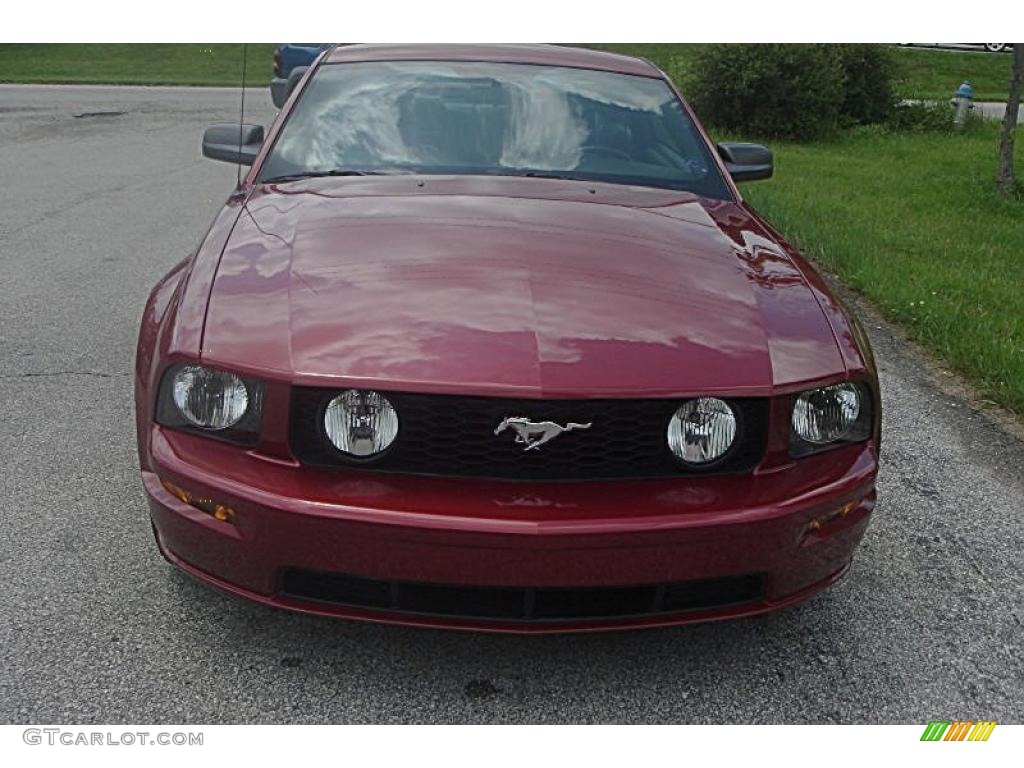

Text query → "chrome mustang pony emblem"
[493,417,592,451]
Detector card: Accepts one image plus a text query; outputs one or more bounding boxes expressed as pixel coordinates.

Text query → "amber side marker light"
[161,479,235,523]
[806,500,860,534]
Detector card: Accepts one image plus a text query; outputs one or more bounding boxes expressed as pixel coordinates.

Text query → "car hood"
[200,177,844,397]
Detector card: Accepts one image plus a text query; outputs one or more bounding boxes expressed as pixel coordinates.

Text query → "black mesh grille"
[280,569,766,622]
[289,390,768,481]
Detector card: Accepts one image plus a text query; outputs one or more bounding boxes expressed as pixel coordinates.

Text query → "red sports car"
[136,44,881,633]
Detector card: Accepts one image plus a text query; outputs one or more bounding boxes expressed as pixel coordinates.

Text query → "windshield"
[259,61,732,199]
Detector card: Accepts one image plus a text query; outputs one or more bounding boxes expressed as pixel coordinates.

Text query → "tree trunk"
[997,44,1024,196]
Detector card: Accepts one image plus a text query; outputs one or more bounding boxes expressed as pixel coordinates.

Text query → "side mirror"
[271,66,309,109]
[202,123,264,166]
[717,142,773,182]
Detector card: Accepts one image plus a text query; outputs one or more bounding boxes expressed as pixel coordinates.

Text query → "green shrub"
[686,44,898,141]
[686,44,846,141]
[835,44,897,125]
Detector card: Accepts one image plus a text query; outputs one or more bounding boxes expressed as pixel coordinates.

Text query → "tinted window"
[260,61,732,199]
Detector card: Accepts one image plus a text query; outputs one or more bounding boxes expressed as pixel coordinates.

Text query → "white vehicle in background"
[902,43,1010,53]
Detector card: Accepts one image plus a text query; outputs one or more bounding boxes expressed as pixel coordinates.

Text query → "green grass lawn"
[0,44,276,86]
[889,46,1014,101]
[740,122,1024,414]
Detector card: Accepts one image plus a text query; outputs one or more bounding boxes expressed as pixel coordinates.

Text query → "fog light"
[324,390,399,457]
[667,397,737,464]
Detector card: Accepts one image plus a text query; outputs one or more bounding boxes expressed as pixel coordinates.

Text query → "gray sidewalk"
[903,98,1023,123]
[975,101,1024,122]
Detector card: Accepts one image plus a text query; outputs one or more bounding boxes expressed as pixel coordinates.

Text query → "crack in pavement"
[0,370,127,379]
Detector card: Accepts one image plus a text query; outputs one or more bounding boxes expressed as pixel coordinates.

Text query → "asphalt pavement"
[0,84,1021,724]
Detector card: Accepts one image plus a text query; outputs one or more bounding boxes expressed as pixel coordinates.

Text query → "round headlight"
[324,390,399,457]
[792,383,861,444]
[667,398,737,464]
[172,365,249,429]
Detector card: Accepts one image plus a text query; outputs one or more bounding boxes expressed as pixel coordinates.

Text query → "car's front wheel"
[984,43,1008,53]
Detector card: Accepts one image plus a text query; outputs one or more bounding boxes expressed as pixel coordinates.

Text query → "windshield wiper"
[260,169,401,184]
[515,171,583,182]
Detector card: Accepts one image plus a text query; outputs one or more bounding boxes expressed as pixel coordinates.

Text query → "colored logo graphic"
[920,721,997,741]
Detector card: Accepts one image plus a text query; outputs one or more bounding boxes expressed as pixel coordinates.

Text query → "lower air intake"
[280,569,765,623]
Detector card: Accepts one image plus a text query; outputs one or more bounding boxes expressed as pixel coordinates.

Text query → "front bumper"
[144,426,877,633]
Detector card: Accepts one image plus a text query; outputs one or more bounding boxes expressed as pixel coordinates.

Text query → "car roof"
[323,44,663,78]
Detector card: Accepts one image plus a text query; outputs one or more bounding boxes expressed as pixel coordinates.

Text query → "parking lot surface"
[1,85,1021,723]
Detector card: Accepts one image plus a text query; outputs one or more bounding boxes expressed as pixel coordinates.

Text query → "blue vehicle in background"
[270,44,331,108]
